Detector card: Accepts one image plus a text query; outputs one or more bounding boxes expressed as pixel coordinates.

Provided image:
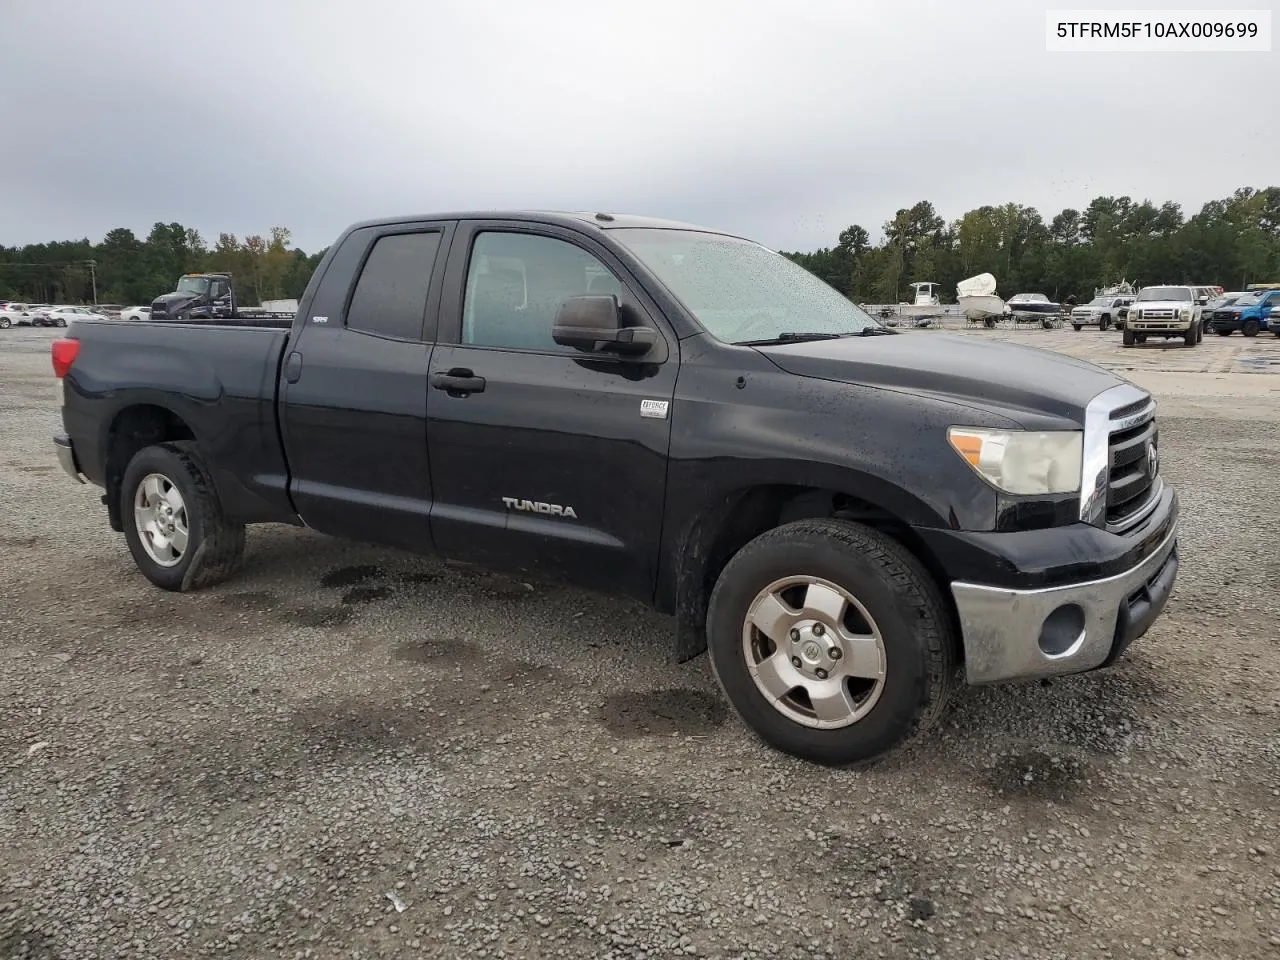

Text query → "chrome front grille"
[1081,384,1162,534]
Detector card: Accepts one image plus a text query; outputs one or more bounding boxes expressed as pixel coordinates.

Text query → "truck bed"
[60,317,297,525]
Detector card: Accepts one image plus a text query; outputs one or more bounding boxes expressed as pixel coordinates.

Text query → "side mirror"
[1196,297,1208,305]
[552,295,656,356]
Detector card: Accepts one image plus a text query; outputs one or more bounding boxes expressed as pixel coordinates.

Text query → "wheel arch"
[666,482,960,666]
[101,403,198,531]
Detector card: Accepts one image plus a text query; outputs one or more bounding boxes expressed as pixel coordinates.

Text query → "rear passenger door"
[280,221,454,552]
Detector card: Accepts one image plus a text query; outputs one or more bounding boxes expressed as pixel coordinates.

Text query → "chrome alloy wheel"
[133,473,189,567]
[741,575,887,729]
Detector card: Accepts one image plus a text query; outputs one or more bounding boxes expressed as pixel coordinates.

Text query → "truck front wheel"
[706,518,957,766]
[120,442,245,592]
[1243,319,1260,338]
[1123,329,1135,346]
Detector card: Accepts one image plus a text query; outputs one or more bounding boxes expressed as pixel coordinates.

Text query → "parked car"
[27,304,57,326]
[89,304,125,320]
[1123,286,1203,346]
[119,306,152,322]
[44,306,104,328]
[1070,294,1135,331]
[1208,288,1280,336]
[0,302,32,328]
[51,210,1180,767]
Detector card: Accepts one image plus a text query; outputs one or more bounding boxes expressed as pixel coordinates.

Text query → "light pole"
[86,259,98,305]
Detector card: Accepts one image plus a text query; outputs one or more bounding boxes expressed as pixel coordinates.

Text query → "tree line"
[780,187,1280,304]
[3,187,1278,308]
[0,223,325,307]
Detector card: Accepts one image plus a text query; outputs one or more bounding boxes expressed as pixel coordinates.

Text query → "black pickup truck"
[51,211,1180,765]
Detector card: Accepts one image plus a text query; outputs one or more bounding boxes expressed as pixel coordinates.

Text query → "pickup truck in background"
[1207,288,1280,337]
[1069,293,1134,331]
[51,211,1180,766]
[1122,285,1204,347]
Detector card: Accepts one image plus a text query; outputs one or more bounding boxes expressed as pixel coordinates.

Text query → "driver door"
[425,221,679,601]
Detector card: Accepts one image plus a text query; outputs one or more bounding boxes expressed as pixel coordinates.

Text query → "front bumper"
[1208,317,1241,332]
[1127,321,1190,333]
[54,434,85,483]
[947,500,1179,685]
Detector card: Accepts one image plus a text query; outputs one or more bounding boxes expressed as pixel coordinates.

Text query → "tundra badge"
[502,497,578,519]
[640,399,669,419]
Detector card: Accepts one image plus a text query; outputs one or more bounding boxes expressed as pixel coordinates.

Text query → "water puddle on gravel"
[599,688,728,738]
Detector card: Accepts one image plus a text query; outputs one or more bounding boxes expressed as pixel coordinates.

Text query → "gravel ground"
[2,327,1278,960]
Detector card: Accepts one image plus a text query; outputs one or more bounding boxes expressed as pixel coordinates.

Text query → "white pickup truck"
[1122,286,1203,347]
[1070,294,1135,331]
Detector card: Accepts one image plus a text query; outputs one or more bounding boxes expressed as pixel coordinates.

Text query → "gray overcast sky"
[2,0,1275,253]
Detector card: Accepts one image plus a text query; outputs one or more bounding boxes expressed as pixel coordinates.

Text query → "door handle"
[284,351,303,384]
[430,368,486,395]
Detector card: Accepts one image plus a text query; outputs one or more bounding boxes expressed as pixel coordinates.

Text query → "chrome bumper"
[54,434,84,483]
[951,521,1179,685]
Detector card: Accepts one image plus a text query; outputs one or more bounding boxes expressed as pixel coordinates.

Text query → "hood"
[755,333,1124,425]
[151,291,200,314]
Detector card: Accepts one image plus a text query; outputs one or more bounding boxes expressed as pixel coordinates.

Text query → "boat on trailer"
[1007,292,1061,325]
[897,282,945,319]
[956,273,1009,327]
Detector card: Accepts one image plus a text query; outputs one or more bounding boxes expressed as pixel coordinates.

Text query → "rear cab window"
[345,232,444,341]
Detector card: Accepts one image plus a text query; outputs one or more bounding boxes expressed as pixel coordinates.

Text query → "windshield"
[176,277,212,295]
[611,228,882,343]
[1136,286,1192,302]
[1087,296,1111,306]
[1234,293,1261,306]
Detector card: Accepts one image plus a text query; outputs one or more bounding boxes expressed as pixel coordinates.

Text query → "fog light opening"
[1038,604,1086,659]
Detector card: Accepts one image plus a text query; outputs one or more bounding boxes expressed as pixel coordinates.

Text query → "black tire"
[1196,322,1203,343]
[1100,315,1112,331]
[1243,319,1260,338]
[1072,324,1081,331]
[1123,329,1135,346]
[120,442,245,592]
[56,317,67,328]
[1216,328,1232,336]
[0,317,10,329]
[1136,334,1147,343]
[1184,325,1197,346]
[706,518,957,766]
[983,318,996,328]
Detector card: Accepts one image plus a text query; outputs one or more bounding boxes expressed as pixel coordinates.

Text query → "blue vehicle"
[1207,287,1280,337]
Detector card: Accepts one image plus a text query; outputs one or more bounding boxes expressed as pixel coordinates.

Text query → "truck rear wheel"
[706,518,957,766]
[120,442,245,592]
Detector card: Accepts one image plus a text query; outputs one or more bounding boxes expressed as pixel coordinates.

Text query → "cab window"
[461,232,624,354]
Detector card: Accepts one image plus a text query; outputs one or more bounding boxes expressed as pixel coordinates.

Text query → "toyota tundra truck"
[1122,285,1204,347]
[50,211,1180,766]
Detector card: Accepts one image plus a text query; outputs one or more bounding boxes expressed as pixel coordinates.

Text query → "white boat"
[956,273,1009,324]
[897,281,944,318]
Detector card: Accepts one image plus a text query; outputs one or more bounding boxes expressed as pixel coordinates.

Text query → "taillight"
[51,338,80,378]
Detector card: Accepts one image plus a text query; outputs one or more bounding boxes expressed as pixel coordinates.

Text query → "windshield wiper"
[737,331,852,346]
[858,326,897,336]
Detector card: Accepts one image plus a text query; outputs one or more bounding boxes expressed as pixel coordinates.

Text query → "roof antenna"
[594,212,615,222]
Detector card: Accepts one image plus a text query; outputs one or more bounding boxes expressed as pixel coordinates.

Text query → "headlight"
[947,427,1083,495]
